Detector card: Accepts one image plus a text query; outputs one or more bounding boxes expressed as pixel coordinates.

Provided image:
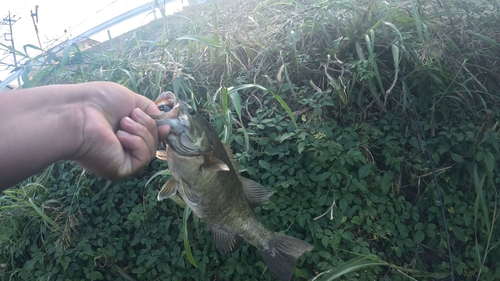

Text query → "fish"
[151,91,313,281]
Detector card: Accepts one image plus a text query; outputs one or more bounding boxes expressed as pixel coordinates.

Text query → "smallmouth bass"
[152,92,313,281]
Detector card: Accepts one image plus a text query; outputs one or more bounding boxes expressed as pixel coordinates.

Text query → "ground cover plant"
[1,0,499,280]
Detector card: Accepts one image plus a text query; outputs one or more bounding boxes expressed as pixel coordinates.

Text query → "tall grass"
[1,0,499,279]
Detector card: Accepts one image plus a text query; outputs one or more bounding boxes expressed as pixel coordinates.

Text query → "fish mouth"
[154,91,180,120]
[153,92,198,152]
[153,92,212,156]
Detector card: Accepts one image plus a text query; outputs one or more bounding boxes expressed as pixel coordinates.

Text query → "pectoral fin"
[180,180,201,205]
[211,227,244,255]
[203,157,230,172]
[240,177,274,205]
[157,177,178,201]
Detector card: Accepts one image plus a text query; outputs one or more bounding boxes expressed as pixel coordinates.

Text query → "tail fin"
[261,233,313,281]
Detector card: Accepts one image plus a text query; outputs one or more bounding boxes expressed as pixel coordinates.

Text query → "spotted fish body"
[153,92,313,281]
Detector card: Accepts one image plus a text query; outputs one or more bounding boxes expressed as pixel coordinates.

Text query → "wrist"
[67,81,126,161]
[52,84,88,160]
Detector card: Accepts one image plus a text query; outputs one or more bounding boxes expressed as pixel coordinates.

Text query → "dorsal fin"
[240,177,274,205]
[223,144,239,173]
[202,157,230,172]
[211,226,244,255]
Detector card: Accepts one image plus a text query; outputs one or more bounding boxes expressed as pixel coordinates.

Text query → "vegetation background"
[1,0,499,280]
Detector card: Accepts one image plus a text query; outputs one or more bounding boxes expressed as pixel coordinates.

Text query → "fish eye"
[188,107,196,116]
[158,104,172,112]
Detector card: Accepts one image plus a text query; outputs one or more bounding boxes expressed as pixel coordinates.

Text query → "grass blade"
[224,108,233,145]
[145,169,171,188]
[228,84,298,130]
[176,35,221,48]
[312,255,386,281]
[28,198,60,232]
[412,2,423,42]
[466,30,500,49]
[222,87,229,114]
[385,44,400,98]
[183,206,197,268]
[227,86,249,151]
[382,21,403,42]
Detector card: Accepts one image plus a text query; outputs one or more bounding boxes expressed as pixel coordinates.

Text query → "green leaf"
[339,198,348,213]
[145,256,159,267]
[259,160,271,171]
[358,164,372,179]
[451,153,464,163]
[380,171,393,194]
[484,152,494,175]
[452,227,466,242]
[90,271,104,280]
[298,141,308,154]
[317,172,332,182]
[280,132,296,142]
[318,251,332,259]
[414,230,425,244]
[298,216,305,228]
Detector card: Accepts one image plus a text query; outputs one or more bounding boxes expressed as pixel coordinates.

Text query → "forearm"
[0,84,84,190]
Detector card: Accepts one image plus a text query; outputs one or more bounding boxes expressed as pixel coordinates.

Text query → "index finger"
[133,94,162,116]
[133,94,171,142]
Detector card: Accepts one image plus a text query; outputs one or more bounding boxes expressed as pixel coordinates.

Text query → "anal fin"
[211,227,244,255]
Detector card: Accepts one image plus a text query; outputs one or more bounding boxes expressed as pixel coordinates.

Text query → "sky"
[0,0,184,84]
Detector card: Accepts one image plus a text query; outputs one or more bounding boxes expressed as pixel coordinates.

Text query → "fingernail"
[125,116,136,125]
[117,130,130,136]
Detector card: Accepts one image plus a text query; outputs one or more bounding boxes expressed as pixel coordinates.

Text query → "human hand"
[71,82,170,180]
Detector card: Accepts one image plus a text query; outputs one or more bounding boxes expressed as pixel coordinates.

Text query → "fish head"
[154,91,213,156]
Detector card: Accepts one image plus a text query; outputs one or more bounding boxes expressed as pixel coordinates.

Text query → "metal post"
[31,5,45,60]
